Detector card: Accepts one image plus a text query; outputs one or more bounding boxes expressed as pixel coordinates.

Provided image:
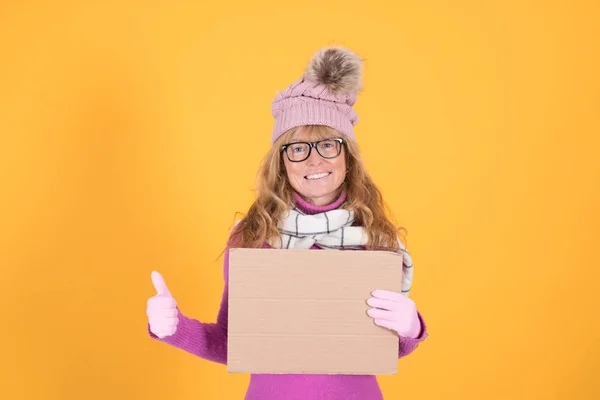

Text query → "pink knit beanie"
[271,46,364,144]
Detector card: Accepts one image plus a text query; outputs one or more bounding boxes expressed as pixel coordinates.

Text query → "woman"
[147,45,428,400]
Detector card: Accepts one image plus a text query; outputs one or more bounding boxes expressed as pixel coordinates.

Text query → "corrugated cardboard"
[227,248,404,375]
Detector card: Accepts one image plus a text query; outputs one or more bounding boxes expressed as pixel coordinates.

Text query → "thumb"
[151,271,172,297]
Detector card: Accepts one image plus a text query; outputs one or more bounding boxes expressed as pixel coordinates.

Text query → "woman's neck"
[293,191,347,215]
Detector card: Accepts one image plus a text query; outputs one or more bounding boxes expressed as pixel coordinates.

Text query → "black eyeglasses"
[281,138,345,162]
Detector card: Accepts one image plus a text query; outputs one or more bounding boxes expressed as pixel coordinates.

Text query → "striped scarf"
[267,206,414,296]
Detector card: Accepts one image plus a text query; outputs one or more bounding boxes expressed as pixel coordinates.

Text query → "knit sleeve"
[148,248,231,365]
[398,310,428,358]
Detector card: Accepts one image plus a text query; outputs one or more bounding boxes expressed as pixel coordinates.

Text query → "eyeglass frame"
[280,137,345,163]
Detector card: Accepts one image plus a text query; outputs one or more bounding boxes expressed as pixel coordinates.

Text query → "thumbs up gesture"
[147,271,179,338]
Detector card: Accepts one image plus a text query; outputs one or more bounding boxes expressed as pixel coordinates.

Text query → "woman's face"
[282,128,346,206]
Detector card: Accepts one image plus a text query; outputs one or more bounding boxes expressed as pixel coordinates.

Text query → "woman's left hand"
[366,289,421,338]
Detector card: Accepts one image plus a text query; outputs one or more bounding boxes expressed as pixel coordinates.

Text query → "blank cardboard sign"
[227,248,404,375]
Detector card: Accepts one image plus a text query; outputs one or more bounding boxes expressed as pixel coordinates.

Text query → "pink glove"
[366,289,421,338]
[147,271,179,339]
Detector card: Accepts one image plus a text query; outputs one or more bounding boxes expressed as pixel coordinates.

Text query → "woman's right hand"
[147,271,179,338]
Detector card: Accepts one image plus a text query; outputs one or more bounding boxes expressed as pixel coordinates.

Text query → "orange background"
[1,1,599,399]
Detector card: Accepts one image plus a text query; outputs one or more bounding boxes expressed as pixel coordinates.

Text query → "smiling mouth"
[305,172,331,180]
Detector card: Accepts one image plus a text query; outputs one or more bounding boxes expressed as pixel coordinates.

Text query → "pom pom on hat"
[271,45,364,144]
[305,46,363,95]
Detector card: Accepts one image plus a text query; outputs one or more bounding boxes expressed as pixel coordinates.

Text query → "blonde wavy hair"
[226,125,406,251]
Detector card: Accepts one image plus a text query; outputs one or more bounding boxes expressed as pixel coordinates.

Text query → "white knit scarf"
[266,206,414,296]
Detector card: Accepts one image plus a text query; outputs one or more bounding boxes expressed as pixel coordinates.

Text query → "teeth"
[306,172,330,180]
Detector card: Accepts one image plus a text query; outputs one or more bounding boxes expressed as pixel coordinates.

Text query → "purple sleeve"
[148,248,231,365]
[398,311,428,358]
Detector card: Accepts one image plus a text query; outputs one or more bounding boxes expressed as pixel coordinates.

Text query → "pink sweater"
[149,193,428,399]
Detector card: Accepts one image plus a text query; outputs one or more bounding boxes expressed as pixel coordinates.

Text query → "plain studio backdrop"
[1,1,598,399]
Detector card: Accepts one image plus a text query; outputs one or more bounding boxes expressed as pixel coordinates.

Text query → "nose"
[306,146,323,166]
